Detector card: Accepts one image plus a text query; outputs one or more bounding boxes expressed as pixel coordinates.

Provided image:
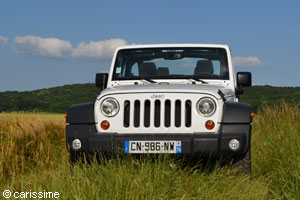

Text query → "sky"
[0,1,300,92]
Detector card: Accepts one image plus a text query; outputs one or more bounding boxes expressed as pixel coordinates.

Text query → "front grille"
[123,99,192,128]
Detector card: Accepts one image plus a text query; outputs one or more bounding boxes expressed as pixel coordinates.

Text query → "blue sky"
[0,1,299,91]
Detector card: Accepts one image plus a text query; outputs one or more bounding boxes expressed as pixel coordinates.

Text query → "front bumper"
[66,124,251,157]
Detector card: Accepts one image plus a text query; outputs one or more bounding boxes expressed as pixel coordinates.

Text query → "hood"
[98,83,235,100]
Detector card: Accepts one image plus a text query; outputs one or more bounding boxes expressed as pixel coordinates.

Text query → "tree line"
[0,84,299,113]
[0,84,99,113]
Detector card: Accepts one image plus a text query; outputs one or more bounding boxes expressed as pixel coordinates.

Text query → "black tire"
[231,145,251,175]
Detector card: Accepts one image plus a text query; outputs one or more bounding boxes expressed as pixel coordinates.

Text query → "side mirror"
[95,73,109,89]
[236,72,252,95]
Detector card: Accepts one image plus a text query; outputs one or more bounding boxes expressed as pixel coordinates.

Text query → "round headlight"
[197,97,216,116]
[101,98,119,117]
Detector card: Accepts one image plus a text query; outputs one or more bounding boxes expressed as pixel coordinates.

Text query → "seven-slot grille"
[123,99,192,128]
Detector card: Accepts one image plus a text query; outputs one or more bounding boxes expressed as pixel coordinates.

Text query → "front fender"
[219,102,253,154]
[221,102,252,124]
[66,102,95,124]
[66,102,96,152]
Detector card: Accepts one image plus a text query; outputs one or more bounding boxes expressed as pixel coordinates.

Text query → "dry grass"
[0,117,66,182]
[0,103,299,199]
[0,112,64,121]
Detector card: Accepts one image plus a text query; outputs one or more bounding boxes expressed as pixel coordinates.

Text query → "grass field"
[0,104,299,199]
[0,112,65,121]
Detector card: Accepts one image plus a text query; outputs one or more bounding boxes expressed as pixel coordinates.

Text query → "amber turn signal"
[101,120,110,130]
[250,112,254,118]
[64,112,67,119]
[205,120,215,130]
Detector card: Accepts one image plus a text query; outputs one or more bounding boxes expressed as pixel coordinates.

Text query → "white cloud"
[13,36,73,58]
[0,35,8,46]
[232,56,264,67]
[12,36,128,60]
[72,38,127,59]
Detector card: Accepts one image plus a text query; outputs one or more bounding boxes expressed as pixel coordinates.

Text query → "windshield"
[112,48,229,81]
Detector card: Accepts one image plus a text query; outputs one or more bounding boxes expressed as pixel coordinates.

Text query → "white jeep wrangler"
[66,44,253,172]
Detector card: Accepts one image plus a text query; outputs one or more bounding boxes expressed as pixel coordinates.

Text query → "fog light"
[72,139,81,150]
[101,120,110,130]
[228,139,240,151]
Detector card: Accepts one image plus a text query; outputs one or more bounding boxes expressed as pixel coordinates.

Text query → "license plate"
[124,140,182,154]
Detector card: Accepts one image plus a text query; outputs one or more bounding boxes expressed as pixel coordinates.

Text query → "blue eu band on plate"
[124,140,182,154]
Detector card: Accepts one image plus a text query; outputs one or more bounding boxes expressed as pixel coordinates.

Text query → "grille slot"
[154,100,161,127]
[185,100,192,127]
[175,100,181,127]
[134,100,140,127]
[123,100,130,127]
[144,100,151,127]
[164,100,171,127]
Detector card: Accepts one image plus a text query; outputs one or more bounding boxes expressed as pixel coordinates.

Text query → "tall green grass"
[0,103,299,199]
[252,103,300,198]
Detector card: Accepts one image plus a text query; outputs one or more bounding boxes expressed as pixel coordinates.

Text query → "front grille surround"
[95,93,221,134]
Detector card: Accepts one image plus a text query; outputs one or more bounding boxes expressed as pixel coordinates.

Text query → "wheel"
[231,144,251,175]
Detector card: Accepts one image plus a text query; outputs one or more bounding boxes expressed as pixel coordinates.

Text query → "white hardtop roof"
[116,44,229,51]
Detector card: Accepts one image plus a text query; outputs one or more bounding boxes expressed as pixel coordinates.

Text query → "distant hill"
[0,84,299,113]
[0,83,99,113]
[240,85,300,111]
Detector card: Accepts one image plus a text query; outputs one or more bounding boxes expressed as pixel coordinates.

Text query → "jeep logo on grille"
[151,94,165,99]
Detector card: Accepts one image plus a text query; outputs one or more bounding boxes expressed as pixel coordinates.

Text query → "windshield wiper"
[191,77,208,84]
[140,77,156,83]
[171,75,208,84]
[118,76,156,83]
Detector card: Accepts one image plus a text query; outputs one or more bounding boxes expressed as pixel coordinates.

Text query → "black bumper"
[66,124,251,157]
